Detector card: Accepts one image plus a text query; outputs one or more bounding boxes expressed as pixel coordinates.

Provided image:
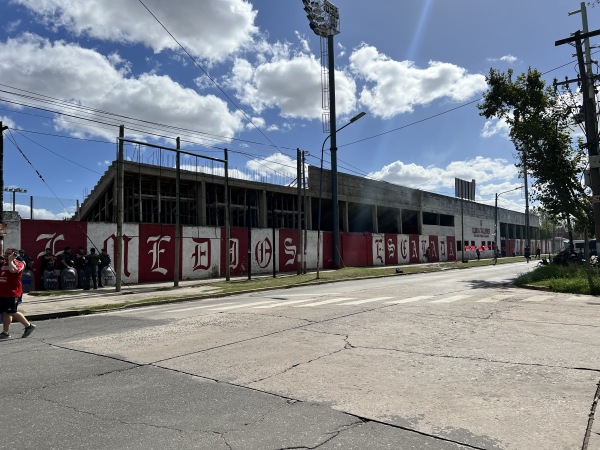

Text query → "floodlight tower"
[302,0,342,267]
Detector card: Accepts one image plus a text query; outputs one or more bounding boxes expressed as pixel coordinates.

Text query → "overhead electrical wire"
[1,26,595,189]
[135,0,285,157]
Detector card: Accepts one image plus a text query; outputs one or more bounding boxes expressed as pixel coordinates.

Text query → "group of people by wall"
[39,246,112,290]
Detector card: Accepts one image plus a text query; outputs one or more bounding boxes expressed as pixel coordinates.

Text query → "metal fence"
[3,192,78,220]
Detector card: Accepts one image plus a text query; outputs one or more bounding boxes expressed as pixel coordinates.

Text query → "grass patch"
[516,264,600,295]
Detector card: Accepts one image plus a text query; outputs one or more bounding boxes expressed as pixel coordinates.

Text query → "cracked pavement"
[2,264,600,449]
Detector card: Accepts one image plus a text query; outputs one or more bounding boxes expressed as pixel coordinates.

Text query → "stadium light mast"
[302,0,343,267]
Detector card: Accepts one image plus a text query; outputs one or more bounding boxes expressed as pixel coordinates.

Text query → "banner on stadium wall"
[304,231,320,270]
[446,236,457,261]
[428,235,440,262]
[251,228,275,274]
[278,229,299,272]
[342,233,370,267]
[437,236,447,262]
[87,223,140,284]
[419,235,429,263]
[21,219,90,286]
[409,234,420,264]
[181,227,221,279]
[398,234,409,264]
[385,234,398,265]
[372,233,385,266]
[139,224,176,283]
[322,231,334,269]
[222,227,249,276]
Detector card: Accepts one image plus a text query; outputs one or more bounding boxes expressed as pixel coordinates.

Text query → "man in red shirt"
[0,247,36,339]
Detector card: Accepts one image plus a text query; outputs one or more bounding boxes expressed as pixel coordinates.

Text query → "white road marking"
[294,297,354,307]
[253,298,320,309]
[341,296,394,305]
[565,296,588,302]
[268,293,339,297]
[108,304,166,314]
[476,294,513,303]
[167,302,236,313]
[430,294,471,304]
[522,295,553,302]
[386,296,434,304]
[208,300,277,310]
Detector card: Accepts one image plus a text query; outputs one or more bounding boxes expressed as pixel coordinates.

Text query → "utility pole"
[296,148,302,275]
[556,17,600,239]
[302,150,308,274]
[0,121,7,225]
[0,121,6,254]
[116,125,124,292]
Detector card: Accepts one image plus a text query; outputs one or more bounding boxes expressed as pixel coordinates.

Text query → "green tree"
[478,68,590,241]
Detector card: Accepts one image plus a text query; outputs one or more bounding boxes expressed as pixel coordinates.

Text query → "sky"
[0,0,598,220]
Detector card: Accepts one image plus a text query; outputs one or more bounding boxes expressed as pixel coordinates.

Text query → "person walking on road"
[0,247,36,339]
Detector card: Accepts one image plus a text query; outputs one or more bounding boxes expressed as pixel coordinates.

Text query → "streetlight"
[3,187,27,212]
[316,112,366,278]
[495,186,523,257]
[302,0,343,267]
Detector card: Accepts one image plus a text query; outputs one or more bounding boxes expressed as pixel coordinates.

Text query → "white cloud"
[227,50,357,120]
[367,156,519,197]
[0,115,17,129]
[349,44,487,118]
[0,35,245,141]
[246,153,297,178]
[12,0,258,62]
[481,117,510,138]
[487,54,519,64]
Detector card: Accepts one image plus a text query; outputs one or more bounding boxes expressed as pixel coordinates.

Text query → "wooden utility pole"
[0,122,6,253]
[556,28,600,239]
[296,148,302,275]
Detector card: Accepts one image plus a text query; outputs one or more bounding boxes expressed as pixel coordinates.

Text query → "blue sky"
[0,0,597,219]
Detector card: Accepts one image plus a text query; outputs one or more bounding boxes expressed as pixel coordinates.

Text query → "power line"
[136,0,285,156]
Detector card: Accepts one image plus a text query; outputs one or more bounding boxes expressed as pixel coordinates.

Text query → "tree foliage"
[478,67,591,232]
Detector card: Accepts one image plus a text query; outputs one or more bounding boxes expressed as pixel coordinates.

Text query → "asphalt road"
[2,263,599,450]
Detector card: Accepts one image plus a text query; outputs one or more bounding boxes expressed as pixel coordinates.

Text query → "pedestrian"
[98,248,111,287]
[40,248,57,289]
[61,246,75,270]
[476,247,480,260]
[86,248,100,289]
[536,247,541,259]
[524,246,531,263]
[74,247,88,289]
[17,249,33,270]
[0,247,36,339]
[425,246,430,262]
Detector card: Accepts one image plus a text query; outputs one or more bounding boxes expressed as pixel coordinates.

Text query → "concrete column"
[342,201,349,232]
[306,196,312,230]
[259,190,267,228]
[157,178,161,224]
[397,209,403,234]
[199,181,206,226]
[138,174,142,223]
[372,205,378,233]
